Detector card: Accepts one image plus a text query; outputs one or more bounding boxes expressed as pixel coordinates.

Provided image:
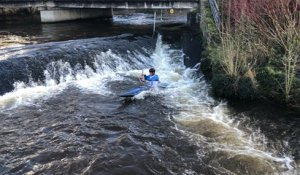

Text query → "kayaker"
[140,68,159,88]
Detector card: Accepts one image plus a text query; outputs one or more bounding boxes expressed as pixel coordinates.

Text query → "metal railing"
[199,0,210,41]
[199,0,220,42]
[208,0,220,31]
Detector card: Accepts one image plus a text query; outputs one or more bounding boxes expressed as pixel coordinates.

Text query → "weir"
[0,11,299,174]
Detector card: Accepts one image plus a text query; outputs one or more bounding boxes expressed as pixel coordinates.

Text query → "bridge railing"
[199,0,221,43]
[208,0,220,31]
[199,0,208,41]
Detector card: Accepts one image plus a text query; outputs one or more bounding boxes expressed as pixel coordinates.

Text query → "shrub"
[212,73,236,98]
[206,0,300,107]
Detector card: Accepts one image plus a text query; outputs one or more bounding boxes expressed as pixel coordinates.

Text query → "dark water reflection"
[0,87,208,174]
[0,18,153,43]
[228,101,300,163]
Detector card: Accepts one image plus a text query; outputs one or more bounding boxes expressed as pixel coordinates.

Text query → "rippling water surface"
[0,13,299,175]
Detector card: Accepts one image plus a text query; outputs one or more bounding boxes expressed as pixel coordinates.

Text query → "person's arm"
[139,70,145,82]
[139,74,145,82]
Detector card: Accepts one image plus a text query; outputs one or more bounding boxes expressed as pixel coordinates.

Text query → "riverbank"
[200,0,300,113]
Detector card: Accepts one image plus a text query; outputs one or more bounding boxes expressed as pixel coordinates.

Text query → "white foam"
[0,80,65,110]
[113,13,154,25]
[150,34,296,171]
[113,13,187,25]
[0,48,150,110]
[0,33,296,173]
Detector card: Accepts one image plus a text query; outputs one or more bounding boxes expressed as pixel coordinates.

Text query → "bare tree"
[219,0,300,102]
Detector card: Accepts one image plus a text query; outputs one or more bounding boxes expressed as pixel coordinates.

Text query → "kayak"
[119,86,149,97]
[119,83,168,97]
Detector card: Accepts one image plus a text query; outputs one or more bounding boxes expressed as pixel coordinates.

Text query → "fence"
[199,0,220,42]
[208,0,220,31]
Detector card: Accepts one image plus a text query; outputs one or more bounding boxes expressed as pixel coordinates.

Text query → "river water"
[0,13,299,175]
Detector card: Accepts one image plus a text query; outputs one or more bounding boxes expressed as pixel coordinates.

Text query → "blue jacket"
[144,74,159,81]
[144,74,159,88]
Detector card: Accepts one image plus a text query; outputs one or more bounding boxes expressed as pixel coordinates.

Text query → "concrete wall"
[40,8,112,22]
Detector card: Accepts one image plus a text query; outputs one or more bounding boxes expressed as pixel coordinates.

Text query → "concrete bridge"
[0,0,199,22]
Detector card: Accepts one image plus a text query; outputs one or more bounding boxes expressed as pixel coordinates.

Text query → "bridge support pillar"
[40,8,112,23]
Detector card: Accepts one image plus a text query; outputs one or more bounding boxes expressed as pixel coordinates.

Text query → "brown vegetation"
[206,0,300,108]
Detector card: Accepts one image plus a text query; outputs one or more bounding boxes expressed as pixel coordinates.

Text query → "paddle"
[139,69,145,84]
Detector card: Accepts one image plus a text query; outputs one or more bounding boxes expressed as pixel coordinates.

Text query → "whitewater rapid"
[0,33,297,174]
